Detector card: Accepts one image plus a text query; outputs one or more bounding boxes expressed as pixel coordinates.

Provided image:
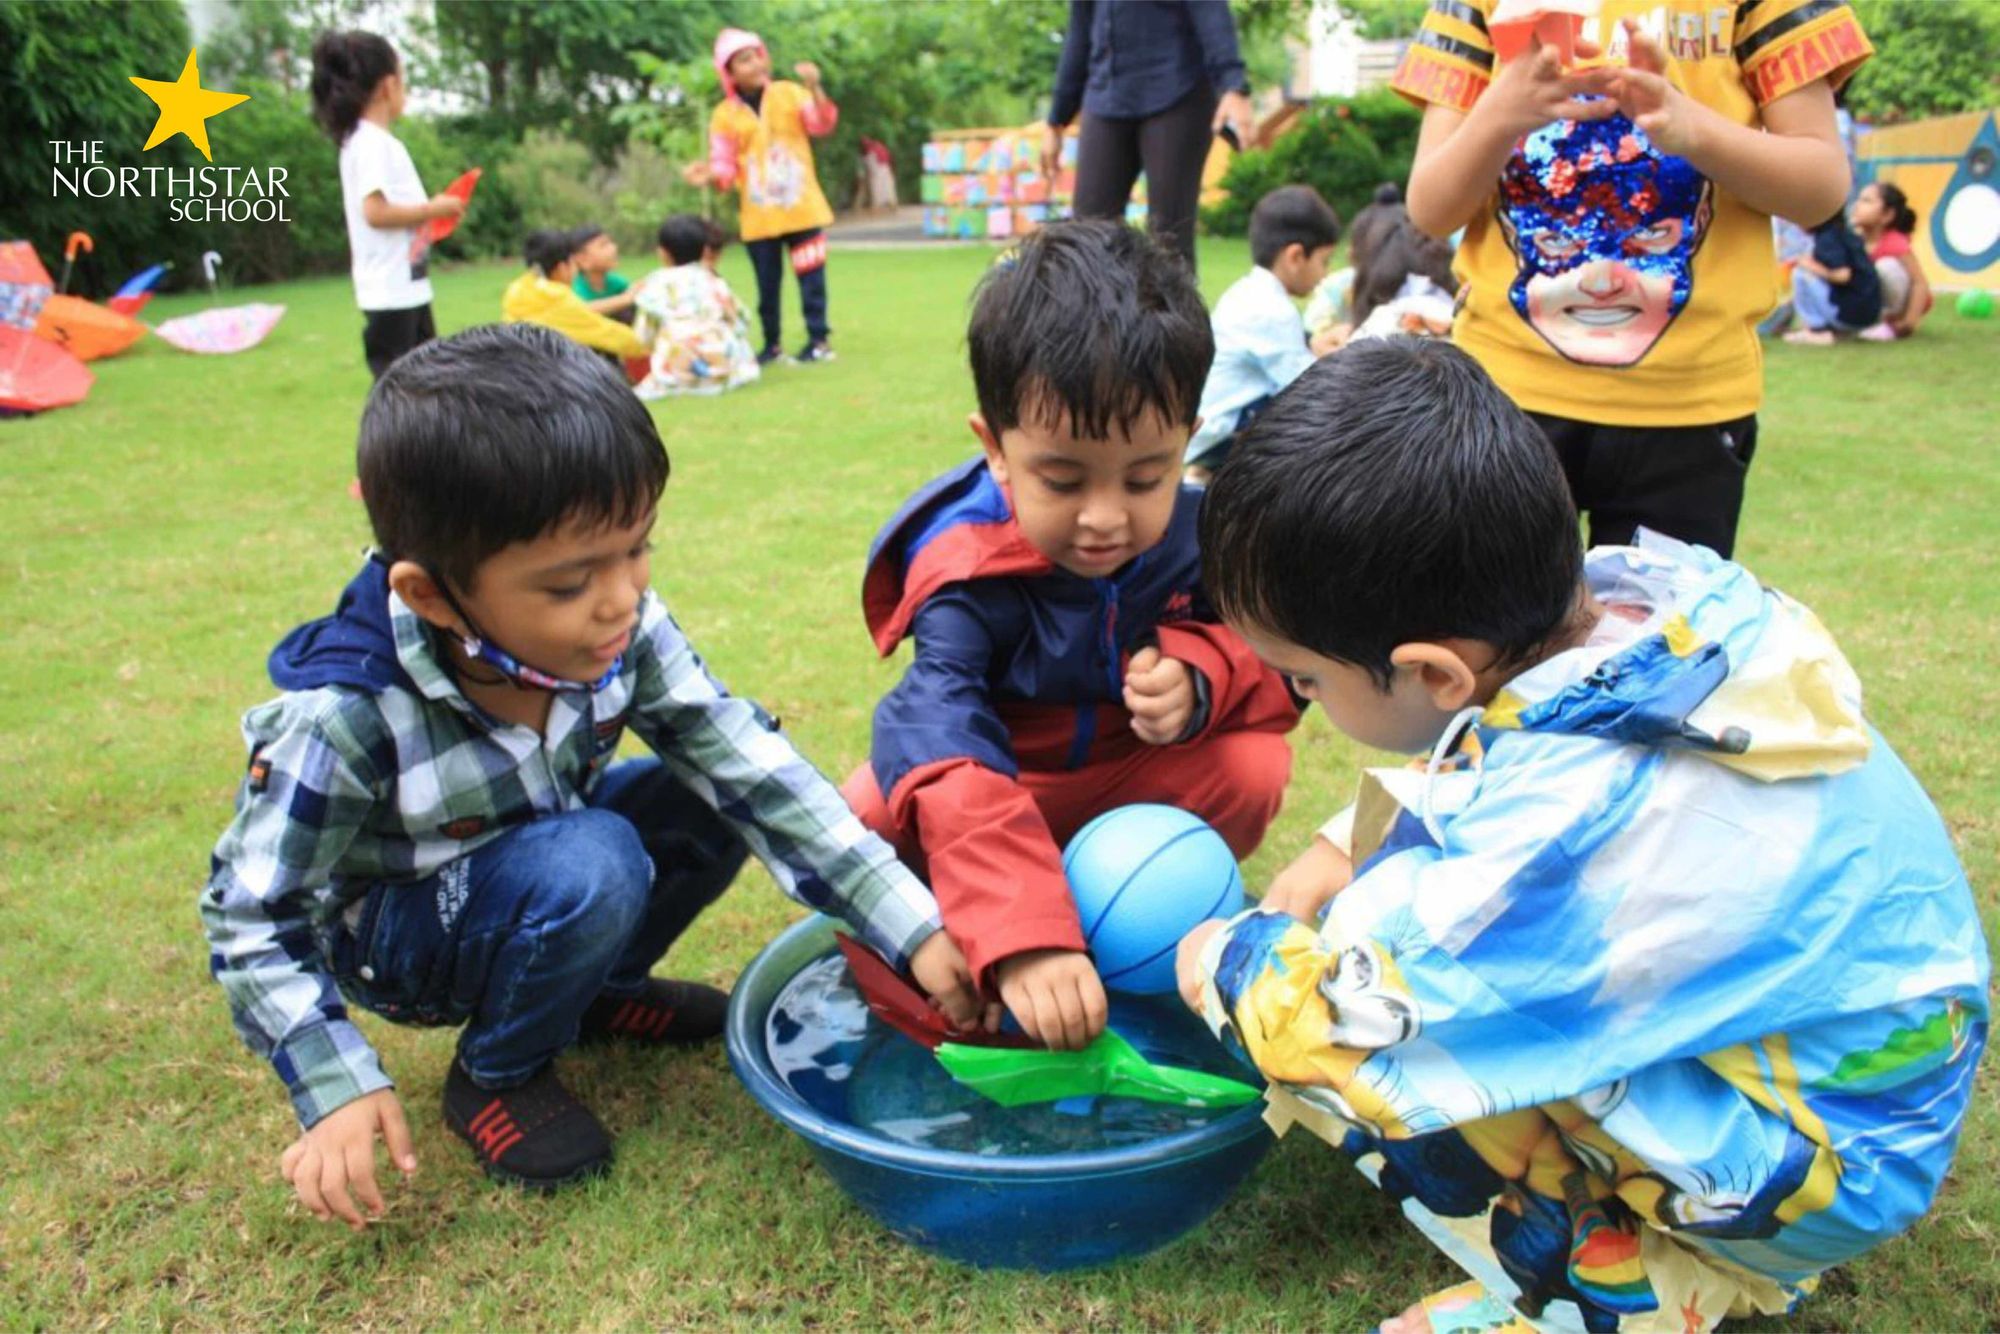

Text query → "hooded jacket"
[864,457,1298,982]
[707,28,837,242]
[1191,534,1987,1313]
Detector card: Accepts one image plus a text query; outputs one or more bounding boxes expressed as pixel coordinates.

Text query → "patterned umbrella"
[151,251,284,354]
[0,325,93,415]
[0,241,55,330]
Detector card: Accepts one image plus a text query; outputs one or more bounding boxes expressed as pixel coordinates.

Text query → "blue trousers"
[744,227,829,350]
[325,760,747,1088]
[1792,268,1857,332]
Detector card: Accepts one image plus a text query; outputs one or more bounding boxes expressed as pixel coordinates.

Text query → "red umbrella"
[0,325,93,415]
[423,168,482,243]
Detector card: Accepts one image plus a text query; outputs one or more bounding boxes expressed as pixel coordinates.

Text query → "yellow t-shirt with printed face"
[710,80,835,242]
[1394,0,1870,426]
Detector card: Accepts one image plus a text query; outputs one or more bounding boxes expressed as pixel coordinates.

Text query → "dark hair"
[1249,185,1342,268]
[358,324,668,591]
[968,219,1212,438]
[1872,181,1918,233]
[571,223,608,248]
[1200,339,1581,688]
[656,214,711,265]
[523,229,577,273]
[309,31,398,144]
[1347,182,1408,273]
[1352,220,1457,325]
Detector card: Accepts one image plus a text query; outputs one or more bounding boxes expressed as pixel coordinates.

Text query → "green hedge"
[1201,90,1423,237]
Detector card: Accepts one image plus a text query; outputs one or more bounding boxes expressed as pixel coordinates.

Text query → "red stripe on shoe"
[485,1127,524,1159]
[613,1000,637,1031]
[467,1099,508,1137]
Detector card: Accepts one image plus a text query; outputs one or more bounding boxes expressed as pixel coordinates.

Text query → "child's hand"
[1124,647,1197,745]
[1260,836,1354,922]
[793,61,822,89]
[427,193,466,221]
[908,928,989,1031]
[1176,919,1226,1012]
[1310,323,1350,357]
[279,1088,416,1231]
[1608,19,1708,158]
[680,161,713,188]
[994,949,1108,1050]
[1477,31,1618,139]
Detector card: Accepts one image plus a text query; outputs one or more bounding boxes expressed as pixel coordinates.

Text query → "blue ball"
[1062,804,1247,995]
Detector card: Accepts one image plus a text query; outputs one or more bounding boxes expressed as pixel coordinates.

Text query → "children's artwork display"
[921,124,1140,241]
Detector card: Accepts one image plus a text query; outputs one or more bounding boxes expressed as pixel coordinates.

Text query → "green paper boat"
[934,1030,1261,1110]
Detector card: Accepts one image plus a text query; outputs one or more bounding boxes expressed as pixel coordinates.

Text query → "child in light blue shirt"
[1187,185,1340,475]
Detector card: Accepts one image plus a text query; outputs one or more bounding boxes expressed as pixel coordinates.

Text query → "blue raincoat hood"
[267,557,418,695]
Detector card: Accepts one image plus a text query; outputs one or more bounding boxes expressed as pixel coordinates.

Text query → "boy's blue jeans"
[324,760,747,1089]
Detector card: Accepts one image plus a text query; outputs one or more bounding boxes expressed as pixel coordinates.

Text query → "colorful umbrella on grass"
[833,934,1258,1110]
[0,241,55,330]
[152,251,284,355]
[108,262,172,317]
[32,233,146,361]
[0,325,92,416]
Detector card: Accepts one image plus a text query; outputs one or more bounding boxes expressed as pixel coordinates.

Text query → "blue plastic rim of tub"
[725,915,1276,1272]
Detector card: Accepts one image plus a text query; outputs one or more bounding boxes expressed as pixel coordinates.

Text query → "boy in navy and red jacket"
[842,221,1299,1050]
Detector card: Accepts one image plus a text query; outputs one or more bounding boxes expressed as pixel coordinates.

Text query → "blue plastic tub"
[725,916,1275,1271]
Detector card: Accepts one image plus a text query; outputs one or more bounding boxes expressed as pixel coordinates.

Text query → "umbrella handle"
[202,250,223,290]
[58,231,94,295]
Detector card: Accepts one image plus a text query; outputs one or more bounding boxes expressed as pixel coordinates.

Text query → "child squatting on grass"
[200,325,980,1218]
[841,220,1299,1051]
[1173,339,1989,1334]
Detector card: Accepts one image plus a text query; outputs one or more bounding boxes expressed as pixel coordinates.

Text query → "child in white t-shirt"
[310,31,463,379]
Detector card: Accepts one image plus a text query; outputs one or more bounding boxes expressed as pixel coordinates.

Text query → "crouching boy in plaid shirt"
[202,324,978,1219]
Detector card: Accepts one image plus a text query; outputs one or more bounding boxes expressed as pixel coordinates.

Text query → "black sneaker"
[756,345,790,366]
[443,1061,612,1191]
[578,978,729,1046]
[794,340,836,364]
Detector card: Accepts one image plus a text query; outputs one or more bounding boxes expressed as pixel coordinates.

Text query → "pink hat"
[713,28,766,100]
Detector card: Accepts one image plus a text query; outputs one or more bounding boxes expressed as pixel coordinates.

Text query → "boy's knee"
[518,808,654,942]
[1196,731,1293,857]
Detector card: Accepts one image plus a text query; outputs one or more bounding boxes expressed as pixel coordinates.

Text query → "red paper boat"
[1489,0,1601,63]
[834,934,1033,1051]
[423,168,482,243]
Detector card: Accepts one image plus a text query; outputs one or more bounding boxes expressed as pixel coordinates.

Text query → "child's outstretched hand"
[1260,835,1355,922]
[680,161,713,188]
[1478,30,1618,138]
[280,1088,416,1231]
[994,948,1108,1050]
[1176,919,1226,1012]
[1124,646,1197,745]
[1608,19,1705,158]
[908,928,991,1031]
[793,60,823,90]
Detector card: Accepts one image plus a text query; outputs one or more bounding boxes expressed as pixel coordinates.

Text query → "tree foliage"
[1201,90,1423,235]
[1845,0,2000,124]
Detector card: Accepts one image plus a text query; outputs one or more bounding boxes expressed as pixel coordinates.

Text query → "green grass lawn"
[2,240,1994,1331]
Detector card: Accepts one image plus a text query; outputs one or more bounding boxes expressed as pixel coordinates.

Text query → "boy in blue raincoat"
[1175,339,1987,1334]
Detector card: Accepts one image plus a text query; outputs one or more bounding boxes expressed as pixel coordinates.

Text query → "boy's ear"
[1388,642,1482,713]
[968,412,1008,485]
[387,560,466,637]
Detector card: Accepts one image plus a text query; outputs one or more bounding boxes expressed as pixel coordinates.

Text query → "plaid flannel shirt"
[202,588,941,1127]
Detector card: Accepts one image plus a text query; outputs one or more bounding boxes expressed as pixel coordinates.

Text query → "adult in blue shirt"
[1040,0,1255,272]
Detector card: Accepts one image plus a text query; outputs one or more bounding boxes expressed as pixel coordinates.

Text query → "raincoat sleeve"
[549,292,647,359]
[1190,737,1795,1138]
[200,698,394,1129]
[1152,619,1301,742]
[796,83,840,137]
[624,596,942,971]
[707,103,741,190]
[872,587,1084,986]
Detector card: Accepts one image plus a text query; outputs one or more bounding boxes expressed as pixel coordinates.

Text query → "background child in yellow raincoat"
[684,27,839,366]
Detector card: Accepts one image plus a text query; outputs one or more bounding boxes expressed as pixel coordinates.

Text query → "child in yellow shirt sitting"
[501,229,645,362]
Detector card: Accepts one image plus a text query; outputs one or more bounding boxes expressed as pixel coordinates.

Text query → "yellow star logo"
[128,48,250,163]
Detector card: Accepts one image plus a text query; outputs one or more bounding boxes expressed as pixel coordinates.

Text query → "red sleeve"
[891,758,1085,988]
[799,89,839,137]
[1154,621,1302,743]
